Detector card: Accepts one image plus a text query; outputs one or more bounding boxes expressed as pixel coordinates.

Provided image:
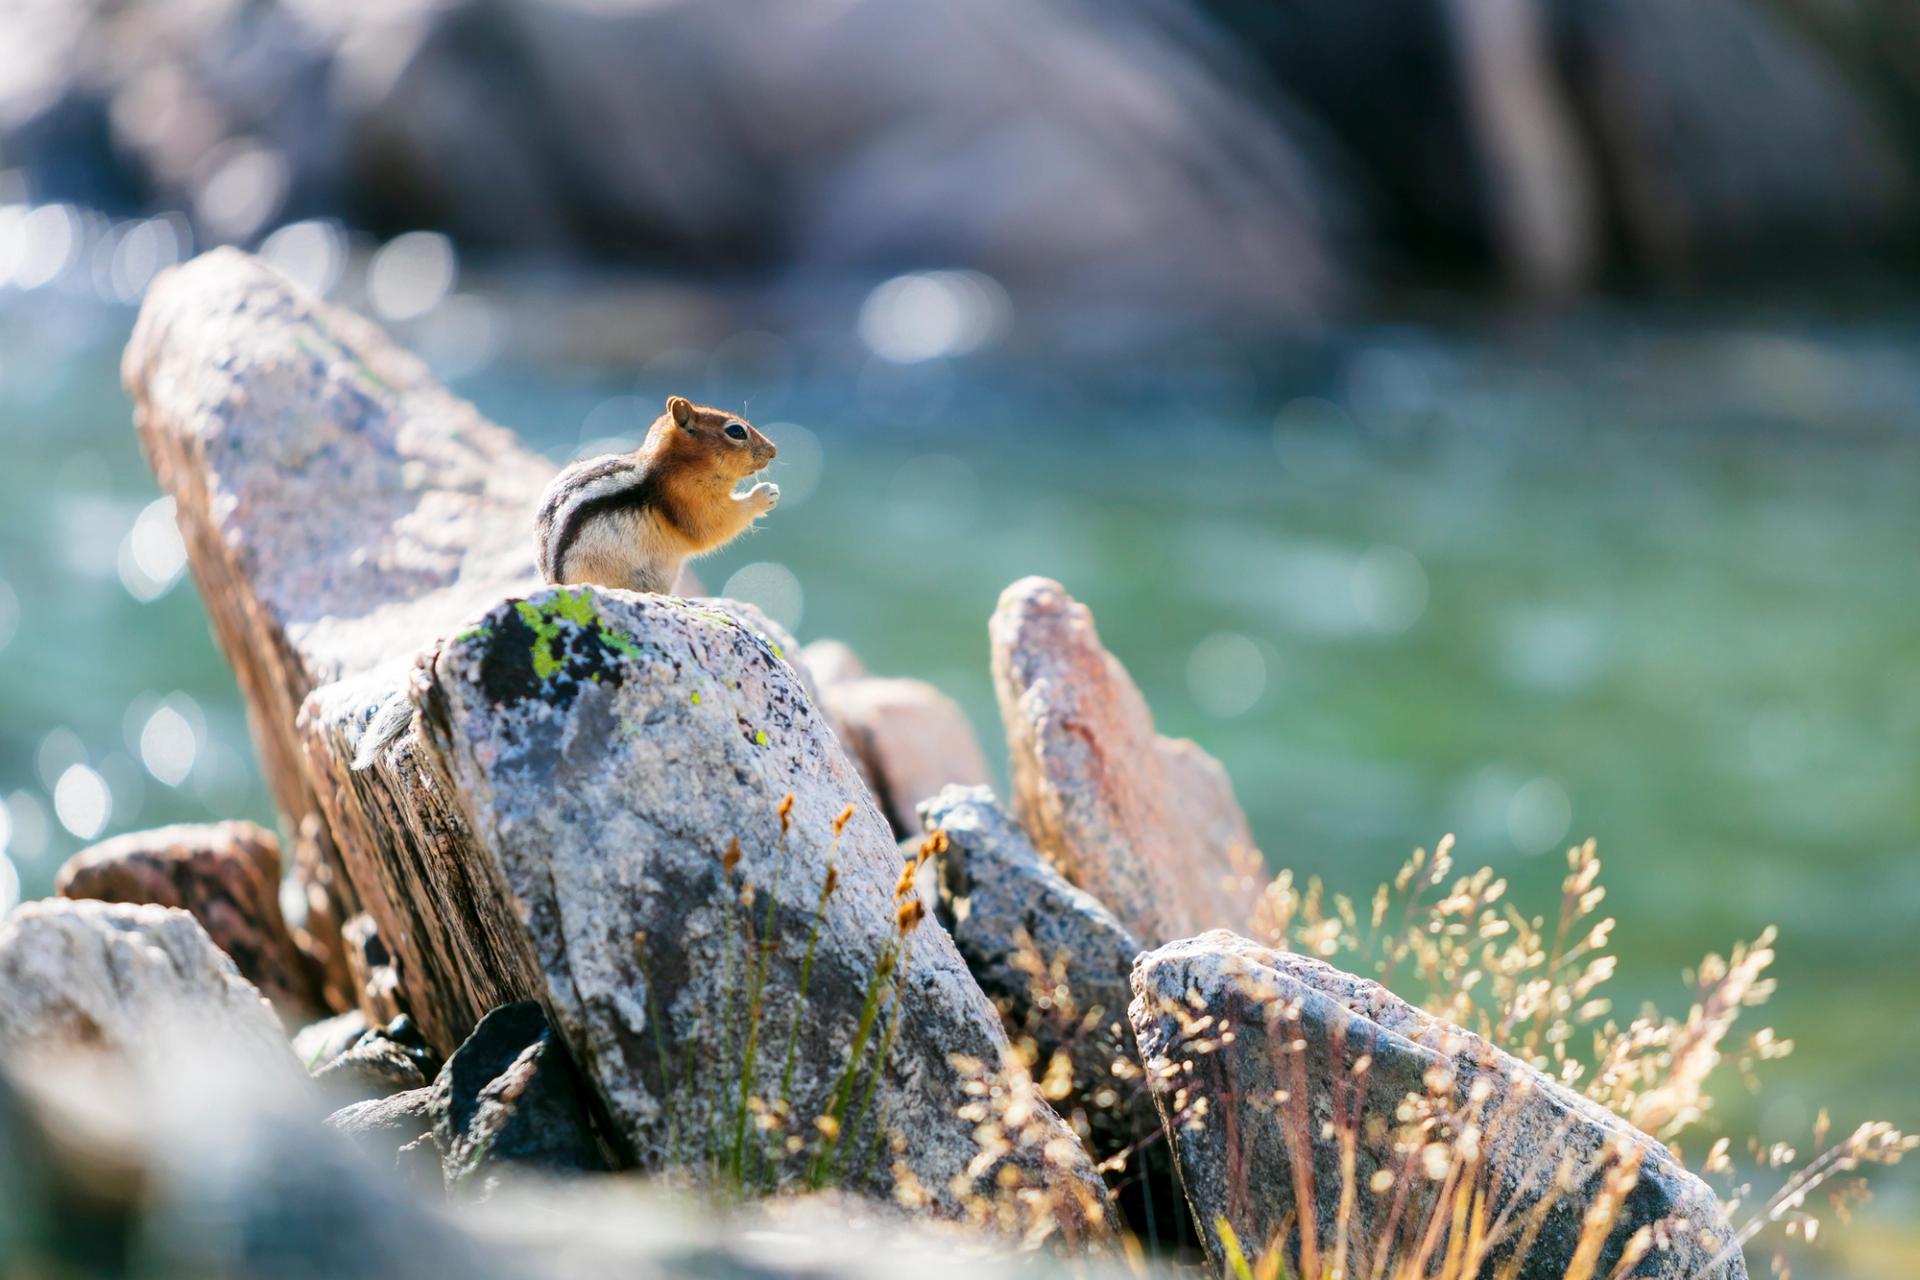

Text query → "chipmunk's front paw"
[747,481,780,515]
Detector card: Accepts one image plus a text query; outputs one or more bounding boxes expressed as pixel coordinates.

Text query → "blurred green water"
[0,289,1915,1265]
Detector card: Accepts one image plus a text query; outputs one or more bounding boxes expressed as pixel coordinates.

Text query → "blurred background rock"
[0,2,1917,1274]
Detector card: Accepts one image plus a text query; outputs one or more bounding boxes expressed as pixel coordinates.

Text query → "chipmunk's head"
[652,395,776,481]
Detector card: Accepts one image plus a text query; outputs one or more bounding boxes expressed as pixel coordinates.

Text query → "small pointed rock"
[990,577,1260,943]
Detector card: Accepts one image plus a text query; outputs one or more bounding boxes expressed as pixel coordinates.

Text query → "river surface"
[1,274,1915,1272]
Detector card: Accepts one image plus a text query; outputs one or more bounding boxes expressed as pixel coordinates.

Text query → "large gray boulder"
[124,249,1109,1227]
[990,577,1261,945]
[55,820,319,1022]
[0,898,293,1075]
[1129,932,1746,1280]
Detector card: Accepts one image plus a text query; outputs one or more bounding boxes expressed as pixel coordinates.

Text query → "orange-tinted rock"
[56,821,318,1021]
[990,577,1260,943]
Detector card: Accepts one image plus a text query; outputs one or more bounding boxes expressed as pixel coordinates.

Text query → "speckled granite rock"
[123,250,809,1042]
[302,584,1110,1221]
[1129,932,1746,1280]
[990,578,1260,943]
[823,677,992,835]
[125,249,1108,1226]
[0,899,293,1074]
[56,821,317,1021]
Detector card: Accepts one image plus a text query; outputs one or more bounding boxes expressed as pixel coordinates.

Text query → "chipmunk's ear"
[666,396,693,426]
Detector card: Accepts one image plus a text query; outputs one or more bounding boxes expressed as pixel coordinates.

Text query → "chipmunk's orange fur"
[535,396,778,593]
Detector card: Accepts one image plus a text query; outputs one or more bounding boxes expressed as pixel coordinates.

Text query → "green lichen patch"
[476,588,649,709]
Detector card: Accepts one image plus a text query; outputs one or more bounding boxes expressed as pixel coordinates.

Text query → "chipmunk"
[352,396,777,770]
[535,396,779,591]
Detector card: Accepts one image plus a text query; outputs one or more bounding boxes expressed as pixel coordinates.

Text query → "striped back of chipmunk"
[535,455,667,584]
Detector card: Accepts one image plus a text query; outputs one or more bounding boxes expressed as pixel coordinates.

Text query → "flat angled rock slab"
[1130,932,1745,1280]
[990,577,1260,944]
[123,248,547,827]
[123,248,701,1008]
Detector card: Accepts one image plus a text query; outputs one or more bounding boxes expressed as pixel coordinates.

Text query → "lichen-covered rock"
[56,820,317,1021]
[125,252,1108,1229]
[824,677,993,835]
[0,899,292,1074]
[1129,932,1746,1280]
[310,583,1110,1223]
[122,250,815,1043]
[921,786,1142,1143]
[990,577,1260,943]
[433,1001,606,1193]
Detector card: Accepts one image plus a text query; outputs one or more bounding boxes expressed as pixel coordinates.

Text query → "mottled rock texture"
[312,1015,439,1098]
[990,577,1260,944]
[433,1001,606,1192]
[122,249,790,1044]
[56,820,317,1021]
[1130,932,1745,1280]
[0,899,291,1073]
[922,786,1143,1149]
[125,251,1107,1226]
[315,582,1107,1218]
[822,677,992,835]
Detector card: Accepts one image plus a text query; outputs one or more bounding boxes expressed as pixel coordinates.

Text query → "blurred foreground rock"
[124,250,1109,1227]
[0,898,292,1074]
[1129,931,1746,1280]
[991,578,1260,944]
[55,820,318,1022]
[0,1034,1099,1279]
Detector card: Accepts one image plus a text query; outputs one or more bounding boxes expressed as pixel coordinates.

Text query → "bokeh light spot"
[54,764,112,840]
[1507,776,1571,856]
[1352,545,1428,635]
[259,220,346,297]
[1187,631,1267,718]
[720,562,804,632]
[3,792,49,865]
[367,231,456,322]
[119,496,188,602]
[140,701,200,787]
[858,270,1010,363]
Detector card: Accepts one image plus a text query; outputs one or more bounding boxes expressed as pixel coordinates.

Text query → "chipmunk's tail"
[350,689,415,771]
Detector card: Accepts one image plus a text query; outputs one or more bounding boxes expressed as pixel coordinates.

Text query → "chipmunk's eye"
[724,423,749,441]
